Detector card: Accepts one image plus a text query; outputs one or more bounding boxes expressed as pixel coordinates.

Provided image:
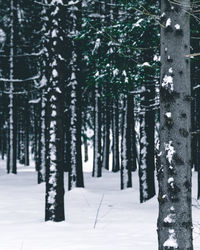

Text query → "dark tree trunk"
[102,94,110,171]
[128,94,137,172]
[112,98,120,172]
[92,82,102,177]
[68,0,84,190]
[139,83,156,203]
[45,0,65,222]
[120,95,132,189]
[24,98,29,166]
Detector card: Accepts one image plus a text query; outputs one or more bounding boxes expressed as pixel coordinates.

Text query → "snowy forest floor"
[0,159,200,250]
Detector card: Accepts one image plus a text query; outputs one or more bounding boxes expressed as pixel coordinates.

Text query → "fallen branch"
[93,194,104,229]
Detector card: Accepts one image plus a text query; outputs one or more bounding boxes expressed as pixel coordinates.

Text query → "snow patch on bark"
[163,229,178,248]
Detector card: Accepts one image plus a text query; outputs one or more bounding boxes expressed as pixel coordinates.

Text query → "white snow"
[163,229,178,248]
[175,24,180,30]
[153,55,160,62]
[141,62,151,67]
[164,213,175,224]
[168,177,174,184]
[52,69,58,78]
[162,75,173,91]
[164,141,175,165]
[165,112,171,118]
[168,68,173,74]
[0,158,200,250]
[166,18,171,27]
[0,28,6,44]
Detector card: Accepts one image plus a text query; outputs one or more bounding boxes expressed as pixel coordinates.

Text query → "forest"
[0,0,199,249]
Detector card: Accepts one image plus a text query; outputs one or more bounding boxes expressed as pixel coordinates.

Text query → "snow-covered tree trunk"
[139,85,155,203]
[157,0,193,248]
[18,110,25,164]
[24,98,29,166]
[112,98,120,172]
[102,94,110,171]
[38,88,46,184]
[92,81,102,177]
[128,94,137,172]
[7,0,16,174]
[45,0,65,222]
[68,1,84,190]
[121,95,132,189]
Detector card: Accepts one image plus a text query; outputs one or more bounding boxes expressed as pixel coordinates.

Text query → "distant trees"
[157,0,193,249]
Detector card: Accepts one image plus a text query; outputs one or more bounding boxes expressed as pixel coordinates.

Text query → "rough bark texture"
[45,0,65,222]
[7,0,17,174]
[92,82,102,177]
[102,95,110,171]
[112,98,120,172]
[120,95,132,189]
[157,0,193,249]
[139,84,155,203]
[68,0,84,190]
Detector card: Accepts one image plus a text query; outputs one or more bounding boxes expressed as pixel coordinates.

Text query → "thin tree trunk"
[92,82,102,177]
[121,95,132,189]
[139,85,156,203]
[68,0,84,190]
[112,98,120,172]
[102,94,110,171]
[7,0,16,174]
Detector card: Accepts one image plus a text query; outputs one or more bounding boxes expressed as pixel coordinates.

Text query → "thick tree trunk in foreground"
[157,0,193,249]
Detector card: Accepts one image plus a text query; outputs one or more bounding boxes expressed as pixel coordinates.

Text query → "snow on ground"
[0,159,200,250]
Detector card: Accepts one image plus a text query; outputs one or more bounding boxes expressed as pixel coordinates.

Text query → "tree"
[44,0,65,222]
[157,0,193,248]
[68,0,84,190]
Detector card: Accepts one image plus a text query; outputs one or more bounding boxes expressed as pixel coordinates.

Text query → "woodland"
[0,0,199,249]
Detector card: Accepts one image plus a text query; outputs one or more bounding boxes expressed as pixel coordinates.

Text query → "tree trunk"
[112,98,120,172]
[68,0,84,190]
[92,82,102,177]
[102,94,110,171]
[139,84,156,203]
[45,0,65,222]
[121,95,132,189]
[157,0,193,248]
[7,0,16,174]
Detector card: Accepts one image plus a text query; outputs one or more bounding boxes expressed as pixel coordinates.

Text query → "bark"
[24,98,29,166]
[45,0,65,222]
[157,0,193,249]
[7,0,16,174]
[139,84,156,203]
[112,98,120,172]
[120,95,132,189]
[92,82,102,177]
[38,89,46,184]
[68,0,84,190]
[128,94,137,172]
[102,94,110,171]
